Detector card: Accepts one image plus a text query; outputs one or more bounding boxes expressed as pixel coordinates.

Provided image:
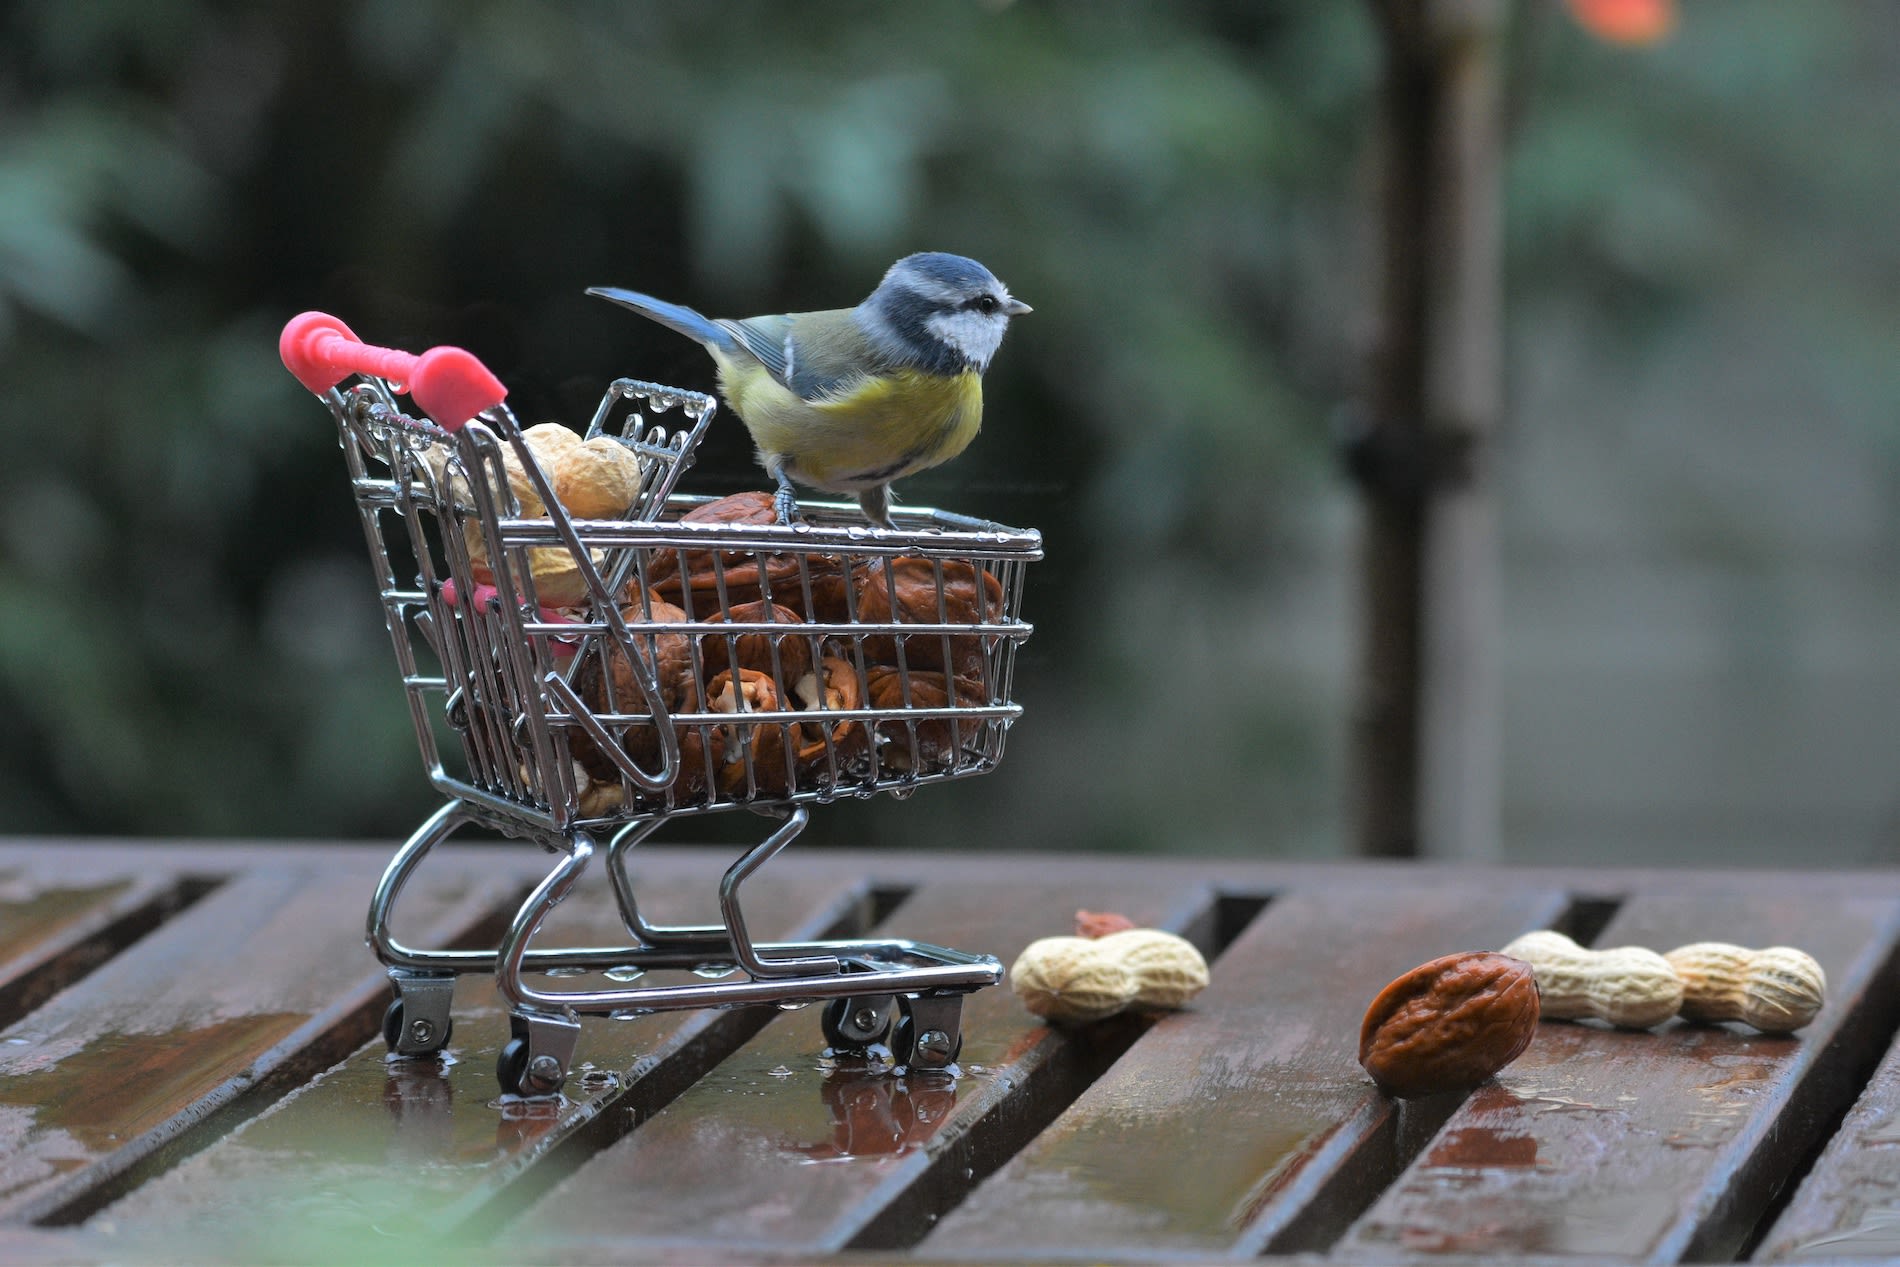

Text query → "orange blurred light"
[1565,0,1676,45]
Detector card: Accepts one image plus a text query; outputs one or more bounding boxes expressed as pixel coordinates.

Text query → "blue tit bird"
[587,252,1029,528]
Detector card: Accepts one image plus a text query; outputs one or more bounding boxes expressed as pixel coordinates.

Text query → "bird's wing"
[715,315,795,388]
[717,310,870,402]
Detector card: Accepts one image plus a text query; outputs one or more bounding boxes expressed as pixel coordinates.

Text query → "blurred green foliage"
[2,2,1897,855]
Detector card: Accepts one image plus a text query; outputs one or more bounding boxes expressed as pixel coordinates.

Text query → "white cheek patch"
[925,310,1006,369]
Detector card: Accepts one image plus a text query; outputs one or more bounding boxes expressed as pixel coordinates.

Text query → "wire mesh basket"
[281,312,1040,1095]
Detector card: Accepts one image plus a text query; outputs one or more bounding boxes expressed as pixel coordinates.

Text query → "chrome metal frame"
[312,365,1040,1094]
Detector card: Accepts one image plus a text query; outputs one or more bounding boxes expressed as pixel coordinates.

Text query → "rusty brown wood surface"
[0,862,197,1031]
[2,841,1900,1265]
[1336,889,1900,1262]
[0,851,512,1227]
[507,874,1220,1256]
[1753,1010,1900,1260]
[89,862,865,1259]
[920,880,1570,1260]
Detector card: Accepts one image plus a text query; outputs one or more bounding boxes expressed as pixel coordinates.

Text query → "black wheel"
[383,997,452,1055]
[496,1035,530,1096]
[821,995,897,1050]
[890,1009,963,1071]
[496,1034,567,1096]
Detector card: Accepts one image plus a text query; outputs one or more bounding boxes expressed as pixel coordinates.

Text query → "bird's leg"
[770,468,802,525]
[857,483,895,531]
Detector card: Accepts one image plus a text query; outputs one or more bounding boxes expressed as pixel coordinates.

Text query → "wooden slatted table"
[3,840,1899,1265]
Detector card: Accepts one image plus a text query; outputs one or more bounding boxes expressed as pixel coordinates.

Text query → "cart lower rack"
[280,312,1041,1095]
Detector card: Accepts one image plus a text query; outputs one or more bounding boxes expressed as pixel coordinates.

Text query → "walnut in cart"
[1664,942,1826,1033]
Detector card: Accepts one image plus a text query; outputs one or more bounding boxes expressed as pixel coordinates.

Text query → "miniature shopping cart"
[279,312,1040,1096]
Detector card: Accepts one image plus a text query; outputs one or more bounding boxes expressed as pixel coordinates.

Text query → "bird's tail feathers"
[586,286,737,354]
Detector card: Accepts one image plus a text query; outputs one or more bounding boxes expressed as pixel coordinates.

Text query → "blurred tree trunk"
[1352,0,1504,859]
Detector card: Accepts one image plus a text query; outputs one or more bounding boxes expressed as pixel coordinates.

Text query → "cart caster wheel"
[822,995,897,1051]
[383,998,452,1056]
[496,1035,568,1097]
[890,1006,963,1072]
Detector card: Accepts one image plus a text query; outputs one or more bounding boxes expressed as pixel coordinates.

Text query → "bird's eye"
[974,295,998,315]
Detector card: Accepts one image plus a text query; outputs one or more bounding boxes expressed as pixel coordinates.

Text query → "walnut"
[706,668,793,798]
[853,557,1004,680]
[576,599,697,715]
[791,656,871,775]
[1359,952,1540,1099]
[643,492,778,592]
[644,492,844,618]
[571,599,697,785]
[698,600,815,688]
[864,666,989,772]
[667,726,722,807]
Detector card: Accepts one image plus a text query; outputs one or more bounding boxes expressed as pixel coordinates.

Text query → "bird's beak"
[1005,297,1032,316]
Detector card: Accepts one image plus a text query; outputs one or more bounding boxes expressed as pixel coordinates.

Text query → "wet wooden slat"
[0,854,512,1226]
[506,875,1220,1257]
[0,866,198,1030]
[87,861,864,1257]
[922,883,1569,1261]
[1753,1023,1900,1259]
[1338,892,1900,1262]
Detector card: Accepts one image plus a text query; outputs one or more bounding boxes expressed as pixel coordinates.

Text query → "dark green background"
[4,3,1897,862]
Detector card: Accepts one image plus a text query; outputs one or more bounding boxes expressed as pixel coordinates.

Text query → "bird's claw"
[772,485,802,526]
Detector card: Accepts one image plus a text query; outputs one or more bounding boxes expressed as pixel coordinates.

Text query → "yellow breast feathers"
[719,365,984,493]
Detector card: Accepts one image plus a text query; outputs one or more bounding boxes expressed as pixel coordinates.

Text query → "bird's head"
[860,252,1030,375]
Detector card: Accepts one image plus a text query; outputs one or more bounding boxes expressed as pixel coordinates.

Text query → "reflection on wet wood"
[1336,892,1900,1262]
[91,865,864,1257]
[0,865,207,1032]
[922,884,1570,1260]
[508,878,1219,1255]
[0,856,509,1226]
[2,844,1900,1264]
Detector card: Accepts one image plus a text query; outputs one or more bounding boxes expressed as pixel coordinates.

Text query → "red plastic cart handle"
[279,311,507,431]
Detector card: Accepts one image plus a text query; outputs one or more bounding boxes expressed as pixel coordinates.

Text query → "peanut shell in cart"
[455,458,544,532]
[520,545,606,608]
[550,435,643,519]
[521,420,584,456]
[496,421,579,507]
